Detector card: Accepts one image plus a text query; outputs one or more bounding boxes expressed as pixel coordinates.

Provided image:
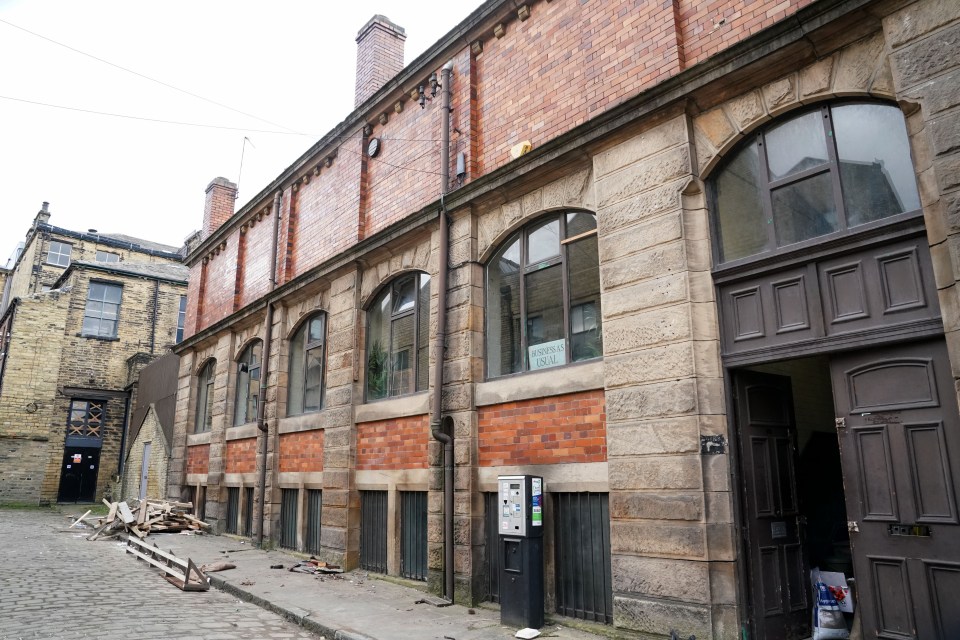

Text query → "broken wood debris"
[125,535,209,591]
[73,498,210,541]
[288,557,344,575]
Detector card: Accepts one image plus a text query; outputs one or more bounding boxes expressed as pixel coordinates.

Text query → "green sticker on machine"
[532,506,542,525]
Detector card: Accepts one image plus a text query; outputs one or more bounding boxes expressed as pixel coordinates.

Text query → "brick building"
[0,207,187,505]
[171,1,960,638]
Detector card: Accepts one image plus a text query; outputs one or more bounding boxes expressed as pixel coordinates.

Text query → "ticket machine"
[498,475,544,628]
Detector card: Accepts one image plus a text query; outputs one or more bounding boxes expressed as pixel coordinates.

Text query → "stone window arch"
[287,313,327,416]
[485,210,602,378]
[711,101,921,265]
[365,272,431,401]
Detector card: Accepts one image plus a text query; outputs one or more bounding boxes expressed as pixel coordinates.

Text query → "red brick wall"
[478,390,606,467]
[186,443,210,475]
[225,437,257,474]
[357,414,429,470]
[278,430,325,473]
[291,153,362,280]
[197,233,240,329]
[184,262,202,339]
[678,0,814,67]
[239,214,274,307]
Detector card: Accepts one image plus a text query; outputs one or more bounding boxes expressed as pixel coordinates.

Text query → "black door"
[400,491,427,581]
[830,339,960,639]
[734,371,809,640]
[57,447,100,503]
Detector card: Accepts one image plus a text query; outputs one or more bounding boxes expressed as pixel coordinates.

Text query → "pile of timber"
[76,498,211,541]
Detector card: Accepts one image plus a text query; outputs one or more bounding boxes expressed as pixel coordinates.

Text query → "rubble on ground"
[69,498,211,541]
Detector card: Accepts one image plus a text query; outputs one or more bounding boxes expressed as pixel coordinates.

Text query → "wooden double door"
[736,339,960,639]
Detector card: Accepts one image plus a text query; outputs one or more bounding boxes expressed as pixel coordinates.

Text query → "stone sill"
[278,409,331,435]
[476,359,604,407]
[186,432,211,445]
[78,333,119,342]
[355,392,429,423]
[226,423,259,440]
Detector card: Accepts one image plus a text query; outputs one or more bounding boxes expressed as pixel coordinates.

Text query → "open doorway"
[733,355,850,640]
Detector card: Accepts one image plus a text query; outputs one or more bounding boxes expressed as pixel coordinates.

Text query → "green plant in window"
[366,339,388,399]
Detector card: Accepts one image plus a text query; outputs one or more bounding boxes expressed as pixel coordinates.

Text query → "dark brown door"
[57,447,100,503]
[830,339,960,639]
[735,371,809,640]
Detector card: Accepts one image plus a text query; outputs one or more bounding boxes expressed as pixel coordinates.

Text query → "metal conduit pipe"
[256,189,283,546]
[430,60,455,602]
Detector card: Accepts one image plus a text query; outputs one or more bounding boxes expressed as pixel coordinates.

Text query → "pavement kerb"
[206,572,376,640]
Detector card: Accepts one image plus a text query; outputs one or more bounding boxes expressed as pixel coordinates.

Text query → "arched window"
[486,211,602,378]
[234,341,262,426]
[195,359,216,433]
[288,314,326,415]
[713,102,921,264]
[366,272,430,400]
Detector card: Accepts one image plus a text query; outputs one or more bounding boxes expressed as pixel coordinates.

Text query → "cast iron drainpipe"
[256,190,282,546]
[430,60,455,603]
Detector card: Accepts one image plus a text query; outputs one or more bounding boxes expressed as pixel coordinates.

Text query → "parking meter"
[498,475,544,628]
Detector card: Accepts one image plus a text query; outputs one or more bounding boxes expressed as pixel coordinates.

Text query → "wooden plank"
[69,510,92,528]
[127,537,188,569]
[107,502,118,523]
[137,503,148,525]
[182,514,211,529]
[125,546,188,582]
[117,502,135,524]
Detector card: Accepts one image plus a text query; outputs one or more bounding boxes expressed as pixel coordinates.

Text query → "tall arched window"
[366,272,430,400]
[234,341,262,426]
[486,211,602,378]
[195,359,216,433]
[288,314,326,415]
[713,102,921,264]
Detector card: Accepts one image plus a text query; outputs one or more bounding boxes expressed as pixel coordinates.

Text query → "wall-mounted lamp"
[429,72,440,97]
[418,85,427,109]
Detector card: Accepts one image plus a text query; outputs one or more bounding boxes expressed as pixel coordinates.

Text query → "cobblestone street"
[0,509,318,640]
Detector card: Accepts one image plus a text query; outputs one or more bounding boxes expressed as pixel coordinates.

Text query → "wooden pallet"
[125,536,209,592]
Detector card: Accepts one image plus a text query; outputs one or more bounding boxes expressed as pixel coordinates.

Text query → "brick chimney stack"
[355,15,406,107]
[34,201,51,228]
[202,177,237,238]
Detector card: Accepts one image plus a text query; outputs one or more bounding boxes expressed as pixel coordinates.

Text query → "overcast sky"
[0,0,480,262]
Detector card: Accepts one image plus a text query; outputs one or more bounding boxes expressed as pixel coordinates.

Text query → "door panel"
[57,447,100,503]
[735,372,809,640]
[831,339,960,639]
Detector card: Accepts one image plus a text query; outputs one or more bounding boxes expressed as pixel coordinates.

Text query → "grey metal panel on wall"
[400,492,427,581]
[360,490,387,574]
[485,492,501,603]
[306,489,322,555]
[718,235,941,361]
[554,492,613,624]
[244,487,254,537]
[279,488,298,550]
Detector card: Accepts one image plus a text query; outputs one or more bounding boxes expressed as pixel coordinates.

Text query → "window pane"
[832,104,921,227]
[89,283,106,301]
[390,313,415,396]
[308,316,325,343]
[235,368,250,426]
[527,217,560,265]
[416,274,430,392]
[566,211,597,238]
[366,294,391,400]
[103,285,122,304]
[524,264,564,370]
[486,238,522,377]
[772,172,838,246]
[304,346,323,412]
[765,110,829,181]
[288,324,306,415]
[716,142,768,261]
[392,275,416,315]
[567,235,602,362]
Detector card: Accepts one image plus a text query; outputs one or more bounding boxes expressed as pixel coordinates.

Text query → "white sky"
[0,0,480,261]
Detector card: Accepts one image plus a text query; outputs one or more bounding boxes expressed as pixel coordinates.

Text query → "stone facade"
[0,211,186,505]
[169,1,960,638]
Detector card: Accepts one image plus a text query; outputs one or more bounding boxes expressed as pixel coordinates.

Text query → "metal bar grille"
[360,490,387,573]
[306,489,322,555]
[225,487,239,534]
[400,492,427,581]
[279,488,299,550]
[243,488,254,537]
[554,492,613,624]
[485,492,501,602]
